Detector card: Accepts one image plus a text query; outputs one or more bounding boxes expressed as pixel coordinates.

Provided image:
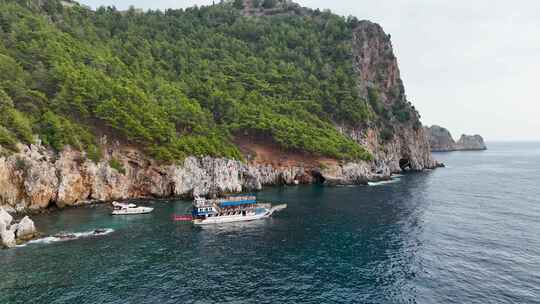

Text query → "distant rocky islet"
[425,125,487,152]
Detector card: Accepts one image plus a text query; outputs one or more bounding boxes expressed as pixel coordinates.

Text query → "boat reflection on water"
[197,217,270,231]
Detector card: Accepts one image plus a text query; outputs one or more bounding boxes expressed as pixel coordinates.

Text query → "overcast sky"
[81,0,540,141]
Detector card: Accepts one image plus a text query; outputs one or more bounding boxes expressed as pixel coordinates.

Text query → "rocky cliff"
[0,18,438,213]
[0,140,387,212]
[344,21,437,173]
[425,125,487,151]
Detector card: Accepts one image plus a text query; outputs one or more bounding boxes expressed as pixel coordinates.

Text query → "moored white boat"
[111,202,154,215]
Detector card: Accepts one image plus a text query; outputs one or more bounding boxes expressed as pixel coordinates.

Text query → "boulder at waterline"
[15,216,37,241]
[0,223,16,248]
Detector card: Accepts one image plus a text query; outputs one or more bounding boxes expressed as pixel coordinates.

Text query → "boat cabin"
[192,195,259,219]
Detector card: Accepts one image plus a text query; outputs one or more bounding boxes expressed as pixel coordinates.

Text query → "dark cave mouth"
[311,170,326,184]
[399,158,412,171]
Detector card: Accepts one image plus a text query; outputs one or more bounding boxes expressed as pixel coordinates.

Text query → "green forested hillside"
[0,0,374,162]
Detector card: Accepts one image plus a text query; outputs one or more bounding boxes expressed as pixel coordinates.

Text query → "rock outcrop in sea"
[0,207,37,248]
[425,125,487,152]
[455,135,487,151]
[0,21,438,213]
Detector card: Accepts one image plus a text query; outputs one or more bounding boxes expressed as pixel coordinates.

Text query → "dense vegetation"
[0,0,374,162]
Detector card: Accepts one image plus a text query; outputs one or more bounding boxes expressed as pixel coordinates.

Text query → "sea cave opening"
[311,170,326,184]
[399,158,411,171]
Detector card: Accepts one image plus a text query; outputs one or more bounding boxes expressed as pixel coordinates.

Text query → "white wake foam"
[368,177,401,186]
[18,228,114,247]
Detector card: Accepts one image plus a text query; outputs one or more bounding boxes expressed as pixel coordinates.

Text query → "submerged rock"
[93,228,107,235]
[53,232,77,240]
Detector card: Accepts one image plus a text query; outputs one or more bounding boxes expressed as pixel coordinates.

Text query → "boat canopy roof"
[219,199,257,207]
[194,195,257,208]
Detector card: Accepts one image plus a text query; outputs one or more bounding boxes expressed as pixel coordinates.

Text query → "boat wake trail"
[18,228,114,247]
[368,177,401,186]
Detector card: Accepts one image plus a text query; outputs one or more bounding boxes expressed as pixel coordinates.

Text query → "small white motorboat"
[111,201,153,215]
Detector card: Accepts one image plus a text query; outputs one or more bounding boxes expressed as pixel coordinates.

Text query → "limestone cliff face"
[1,141,380,212]
[345,21,437,173]
[425,125,487,151]
[0,20,439,213]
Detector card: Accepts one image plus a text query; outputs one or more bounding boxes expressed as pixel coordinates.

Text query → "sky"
[81,0,540,141]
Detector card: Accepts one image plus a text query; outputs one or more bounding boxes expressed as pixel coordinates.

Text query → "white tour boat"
[184,196,286,225]
[111,201,154,215]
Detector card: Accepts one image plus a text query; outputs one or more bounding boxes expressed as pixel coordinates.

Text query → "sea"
[1,142,539,304]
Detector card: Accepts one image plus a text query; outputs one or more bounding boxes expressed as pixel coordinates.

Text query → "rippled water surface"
[1,142,539,304]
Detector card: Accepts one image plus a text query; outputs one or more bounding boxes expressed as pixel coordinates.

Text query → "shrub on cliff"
[0,89,13,109]
[14,156,29,171]
[109,158,126,175]
[368,87,384,114]
[392,105,411,123]
[380,127,394,142]
[39,111,94,152]
[262,0,278,9]
[0,89,34,146]
[233,0,244,9]
[0,126,18,152]
[0,108,34,144]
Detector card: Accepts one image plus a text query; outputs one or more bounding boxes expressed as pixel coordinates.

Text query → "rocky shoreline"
[0,138,437,215]
[0,137,435,249]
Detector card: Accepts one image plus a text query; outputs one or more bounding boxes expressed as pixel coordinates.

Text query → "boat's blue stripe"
[220,200,257,207]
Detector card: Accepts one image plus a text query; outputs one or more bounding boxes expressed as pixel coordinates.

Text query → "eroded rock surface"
[15,216,37,241]
[0,141,412,212]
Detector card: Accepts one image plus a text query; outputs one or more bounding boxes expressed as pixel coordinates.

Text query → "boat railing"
[193,196,257,208]
[216,196,256,202]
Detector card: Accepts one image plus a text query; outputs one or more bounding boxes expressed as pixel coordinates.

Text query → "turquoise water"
[1,142,539,303]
